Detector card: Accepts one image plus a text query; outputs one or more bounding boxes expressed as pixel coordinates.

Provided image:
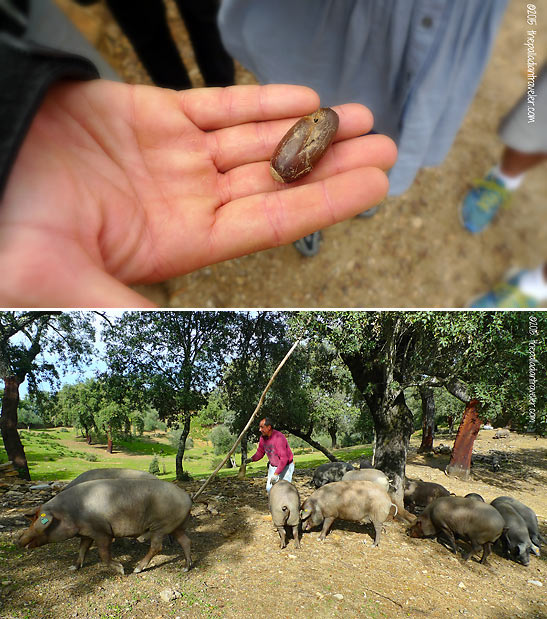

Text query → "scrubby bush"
[143,408,166,432]
[288,435,308,449]
[149,454,160,476]
[209,424,238,455]
[340,432,363,447]
[167,428,194,450]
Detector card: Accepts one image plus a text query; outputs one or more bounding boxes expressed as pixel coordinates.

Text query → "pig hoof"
[68,565,79,572]
[112,563,125,575]
[133,566,143,574]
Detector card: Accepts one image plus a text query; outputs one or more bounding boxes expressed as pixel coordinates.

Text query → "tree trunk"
[328,423,338,449]
[0,376,30,480]
[106,425,113,454]
[444,378,471,402]
[238,435,248,479]
[371,391,414,503]
[445,399,481,480]
[285,427,337,461]
[418,386,435,453]
[342,342,414,503]
[175,416,192,480]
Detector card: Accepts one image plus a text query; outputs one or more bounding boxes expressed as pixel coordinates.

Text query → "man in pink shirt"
[248,418,294,492]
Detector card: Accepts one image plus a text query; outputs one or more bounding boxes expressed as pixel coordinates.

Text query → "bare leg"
[277,526,287,549]
[318,517,335,540]
[70,536,93,571]
[96,537,124,575]
[133,532,163,574]
[292,524,301,549]
[500,147,547,176]
[172,525,193,572]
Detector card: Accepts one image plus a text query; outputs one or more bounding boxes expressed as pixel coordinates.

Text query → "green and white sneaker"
[461,173,511,234]
[470,271,540,308]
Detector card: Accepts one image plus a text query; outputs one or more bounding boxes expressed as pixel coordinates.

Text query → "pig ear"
[34,511,54,532]
[300,508,310,520]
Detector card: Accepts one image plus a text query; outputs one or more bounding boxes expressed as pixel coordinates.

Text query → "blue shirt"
[219,0,508,195]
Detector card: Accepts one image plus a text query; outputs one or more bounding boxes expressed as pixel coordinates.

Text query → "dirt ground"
[1,429,546,618]
[53,0,547,308]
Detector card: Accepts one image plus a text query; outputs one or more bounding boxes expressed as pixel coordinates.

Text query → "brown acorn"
[270,107,339,183]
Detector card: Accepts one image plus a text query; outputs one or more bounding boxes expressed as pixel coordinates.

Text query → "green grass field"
[2,424,374,482]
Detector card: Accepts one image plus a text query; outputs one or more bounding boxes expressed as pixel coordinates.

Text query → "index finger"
[180,84,320,131]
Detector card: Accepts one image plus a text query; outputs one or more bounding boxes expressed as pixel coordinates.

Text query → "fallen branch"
[364,588,404,609]
[192,317,311,501]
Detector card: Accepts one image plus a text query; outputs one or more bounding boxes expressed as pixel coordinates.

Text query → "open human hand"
[0,81,396,306]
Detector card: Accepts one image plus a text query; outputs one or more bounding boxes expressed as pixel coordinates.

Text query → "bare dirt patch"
[1,429,546,618]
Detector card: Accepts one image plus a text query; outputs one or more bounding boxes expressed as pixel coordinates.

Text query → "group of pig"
[270,460,544,568]
[16,463,545,576]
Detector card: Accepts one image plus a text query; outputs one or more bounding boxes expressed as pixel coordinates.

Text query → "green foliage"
[102,312,234,426]
[340,432,364,447]
[221,312,287,443]
[166,428,194,450]
[198,389,232,426]
[17,398,43,428]
[142,408,166,432]
[288,435,308,449]
[0,311,95,391]
[149,454,160,475]
[209,424,237,455]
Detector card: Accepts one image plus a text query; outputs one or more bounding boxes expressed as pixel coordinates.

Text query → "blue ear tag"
[40,513,49,525]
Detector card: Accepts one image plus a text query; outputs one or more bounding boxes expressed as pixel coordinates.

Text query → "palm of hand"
[0,81,396,306]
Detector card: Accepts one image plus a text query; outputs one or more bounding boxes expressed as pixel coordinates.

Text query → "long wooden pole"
[192,317,310,501]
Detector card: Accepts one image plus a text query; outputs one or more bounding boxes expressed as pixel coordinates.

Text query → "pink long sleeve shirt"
[250,429,293,475]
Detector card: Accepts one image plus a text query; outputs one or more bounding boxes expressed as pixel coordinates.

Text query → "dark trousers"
[105,0,234,89]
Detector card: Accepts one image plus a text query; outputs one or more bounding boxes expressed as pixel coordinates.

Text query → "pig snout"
[408,520,424,538]
[514,544,531,566]
[17,510,53,549]
[17,532,42,549]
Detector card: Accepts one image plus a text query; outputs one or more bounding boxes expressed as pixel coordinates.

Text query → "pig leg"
[133,532,163,574]
[479,542,492,564]
[318,517,335,540]
[461,539,482,561]
[96,536,124,575]
[292,525,301,549]
[69,536,93,571]
[371,521,382,547]
[172,524,193,572]
[277,527,287,549]
[438,527,458,555]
